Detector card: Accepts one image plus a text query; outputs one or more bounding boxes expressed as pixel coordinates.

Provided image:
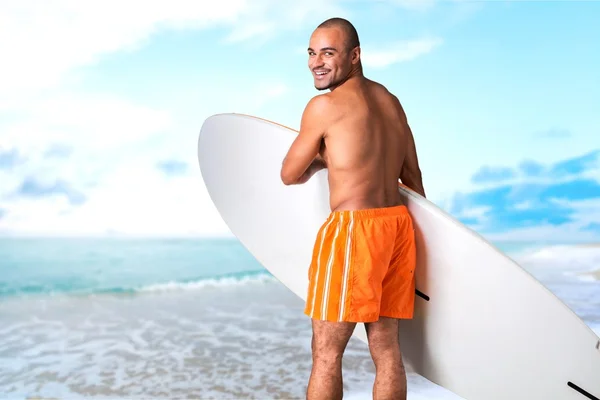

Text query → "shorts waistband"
[330,204,408,219]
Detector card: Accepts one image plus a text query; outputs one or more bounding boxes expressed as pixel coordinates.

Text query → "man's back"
[320,77,425,212]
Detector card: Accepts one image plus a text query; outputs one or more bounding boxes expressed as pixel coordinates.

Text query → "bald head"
[307,17,362,91]
[316,17,360,52]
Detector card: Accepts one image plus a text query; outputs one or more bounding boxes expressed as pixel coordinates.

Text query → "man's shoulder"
[369,80,400,102]
[306,92,336,110]
[366,80,407,122]
[370,80,404,113]
[302,93,337,120]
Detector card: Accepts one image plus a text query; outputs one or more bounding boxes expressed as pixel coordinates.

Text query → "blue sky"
[0,0,599,242]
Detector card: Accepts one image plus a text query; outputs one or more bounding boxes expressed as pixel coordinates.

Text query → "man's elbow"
[280,166,297,186]
[281,174,295,186]
[400,170,425,197]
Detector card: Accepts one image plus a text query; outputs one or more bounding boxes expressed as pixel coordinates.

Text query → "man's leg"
[366,207,416,399]
[306,319,356,400]
[364,317,407,400]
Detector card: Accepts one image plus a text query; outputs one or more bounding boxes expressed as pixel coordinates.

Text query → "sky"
[0,0,599,242]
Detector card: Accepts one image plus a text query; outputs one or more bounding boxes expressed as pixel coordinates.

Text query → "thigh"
[311,319,356,357]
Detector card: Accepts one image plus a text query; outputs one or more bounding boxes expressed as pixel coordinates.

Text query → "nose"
[310,55,324,69]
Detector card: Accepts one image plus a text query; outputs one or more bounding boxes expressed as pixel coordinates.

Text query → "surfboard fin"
[568,382,600,400]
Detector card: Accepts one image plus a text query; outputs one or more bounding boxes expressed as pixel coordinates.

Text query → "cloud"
[471,166,516,184]
[550,150,599,178]
[0,208,5,220]
[361,37,443,68]
[0,0,253,110]
[157,160,188,177]
[4,0,433,109]
[219,0,445,45]
[583,222,600,233]
[0,0,455,111]
[12,177,87,206]
[449,149,600,241]
[452,180,599,229]
[0,71,256,237]
[535,128,571,139]
[0,92,175,206]
[518,160,545,177]
[3,93,173,152]
[0,147,232,236]
[222,0,350,44]
[0,149,21,170]
[44,144,72,159]
[476,150,600,182]
[0,166,231,237]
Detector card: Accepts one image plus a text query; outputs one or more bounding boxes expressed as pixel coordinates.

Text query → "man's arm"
[280,95,330,185]
[397,104,426,198]
[400,127,425,197]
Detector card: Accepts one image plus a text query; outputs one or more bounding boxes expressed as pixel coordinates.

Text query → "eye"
[325,52,333,56]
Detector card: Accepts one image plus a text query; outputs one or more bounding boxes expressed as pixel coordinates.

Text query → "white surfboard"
[197,113,600,400]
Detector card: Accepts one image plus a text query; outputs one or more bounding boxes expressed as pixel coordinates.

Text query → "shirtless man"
[280,17,426,400]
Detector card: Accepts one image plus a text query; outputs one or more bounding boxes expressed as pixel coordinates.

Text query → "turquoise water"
[0,237,541,299]
[0,237,268,298]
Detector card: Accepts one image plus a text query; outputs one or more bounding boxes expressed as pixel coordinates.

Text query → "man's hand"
[294,157,327,185]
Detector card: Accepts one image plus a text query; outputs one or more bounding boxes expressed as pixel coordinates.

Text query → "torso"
[319,78,410,212]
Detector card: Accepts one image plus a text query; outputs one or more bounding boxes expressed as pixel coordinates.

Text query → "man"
[280,17,426,400]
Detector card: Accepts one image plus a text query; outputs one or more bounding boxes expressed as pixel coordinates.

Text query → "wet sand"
[0,280,458,399]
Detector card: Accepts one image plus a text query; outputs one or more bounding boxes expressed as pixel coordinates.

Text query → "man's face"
[307,27,354,91]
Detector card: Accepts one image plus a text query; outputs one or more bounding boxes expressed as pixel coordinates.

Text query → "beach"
[0,238,598,399]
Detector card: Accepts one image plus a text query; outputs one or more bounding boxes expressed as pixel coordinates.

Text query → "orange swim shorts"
[304,204,416,323]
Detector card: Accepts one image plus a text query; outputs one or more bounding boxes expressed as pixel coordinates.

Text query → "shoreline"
[1,239,599,399]
[0,281,465,399]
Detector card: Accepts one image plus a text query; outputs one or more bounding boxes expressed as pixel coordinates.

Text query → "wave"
[3,242,598,300]
[0,270,276,299]
[571,269,600,282]
[135,271,277,293]
[513,244,600,282]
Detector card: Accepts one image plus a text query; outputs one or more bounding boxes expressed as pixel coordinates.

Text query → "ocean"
[0,237,599,399]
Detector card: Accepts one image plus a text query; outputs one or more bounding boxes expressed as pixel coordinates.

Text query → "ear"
[351,46,361,64]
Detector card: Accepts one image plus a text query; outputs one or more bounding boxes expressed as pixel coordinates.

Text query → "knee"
[311,337,343,366]
[312,350,343,366]
[368,338,401,364]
